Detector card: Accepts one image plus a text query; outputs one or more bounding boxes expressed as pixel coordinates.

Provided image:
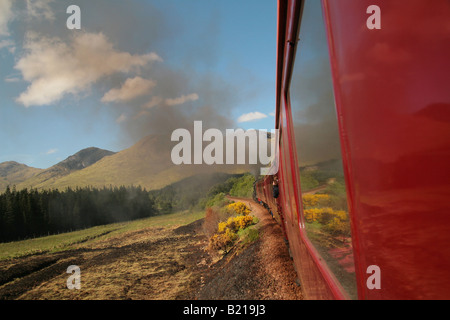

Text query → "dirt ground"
[196,197,303,300]
[0,198,303,300]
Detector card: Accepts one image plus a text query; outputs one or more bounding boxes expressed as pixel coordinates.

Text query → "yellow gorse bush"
[233,215,254,230]
[304,206,350,239]
[324,217,351,238]
[209,201,256,253]
[217,221,228,234]
[218,215,254,233]
[304,207,348,224]
[302,194,330,208]
[304,207,325,223]
[227,202,251,216]
[302,193,351,240]
[209,228,237,253]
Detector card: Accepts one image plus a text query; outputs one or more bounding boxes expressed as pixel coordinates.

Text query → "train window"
[279,111,293,222]
[290,0,357,299]
[280,99,299,227]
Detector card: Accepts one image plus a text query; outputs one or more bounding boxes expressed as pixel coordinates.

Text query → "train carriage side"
[273,0,450,299]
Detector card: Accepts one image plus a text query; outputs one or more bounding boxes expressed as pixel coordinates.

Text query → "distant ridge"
[56,147,116,171]
[11,147,116,191]
[5,135,253,192]
[0,162,43,191]
[34,135,253,191]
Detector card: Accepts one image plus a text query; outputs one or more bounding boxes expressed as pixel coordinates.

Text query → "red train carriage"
[256,0,450,299]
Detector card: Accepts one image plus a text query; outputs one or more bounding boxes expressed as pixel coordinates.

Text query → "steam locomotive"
[255,0,450,299]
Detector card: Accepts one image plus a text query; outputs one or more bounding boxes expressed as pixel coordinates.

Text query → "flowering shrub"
[209,202,256,254]
[217,215,254,234]
[234,215,254,229]
[302,194,330,208]
[324,217,351,239]
[209,228,237,253]
[217,220,229,233]
[304,206,350,239]
[304,206,348,223]
[227,202,251,216]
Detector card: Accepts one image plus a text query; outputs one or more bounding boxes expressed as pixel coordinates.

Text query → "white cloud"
[0,0,13,36]
[237,111,268,123]
[143,96,163,109]
[15,32,162,107]
[0,0,56,36]
[102,77,156,103]
[46,148,58,155]
[165,93,199,106]
[26,0,55,21]
[0,39,14,49]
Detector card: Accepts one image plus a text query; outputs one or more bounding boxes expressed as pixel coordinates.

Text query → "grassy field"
[0,210,205,261]
[0,198,302,300]
[0,209,209,300]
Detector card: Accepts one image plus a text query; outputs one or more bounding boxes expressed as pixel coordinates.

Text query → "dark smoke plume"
[290,0,343,166]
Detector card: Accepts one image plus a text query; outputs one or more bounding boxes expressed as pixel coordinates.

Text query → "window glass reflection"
[290,0,357,299]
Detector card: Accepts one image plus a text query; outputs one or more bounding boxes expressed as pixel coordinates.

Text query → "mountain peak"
[56,147,116,171]
[0,161,43,190]
[0,161,31,177]
[1,147,117,192]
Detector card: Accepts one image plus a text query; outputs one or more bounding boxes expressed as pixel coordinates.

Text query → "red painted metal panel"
[267,0,450,300]
[322,0,450,299]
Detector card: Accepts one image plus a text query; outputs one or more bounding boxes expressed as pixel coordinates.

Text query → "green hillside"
[13,135,252,192]
[12,147,115,191]
[0,162,43,191]
[149,172,246,213]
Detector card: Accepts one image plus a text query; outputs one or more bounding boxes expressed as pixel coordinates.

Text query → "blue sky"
[0,0,278,169]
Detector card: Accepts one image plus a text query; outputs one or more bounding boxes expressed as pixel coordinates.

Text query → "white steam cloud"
[102,77,156,103]
[237,111,268,123]
[0,0,13,36]
[26,0,55,21]
[15,32,162,107]
[165,93,199,106]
